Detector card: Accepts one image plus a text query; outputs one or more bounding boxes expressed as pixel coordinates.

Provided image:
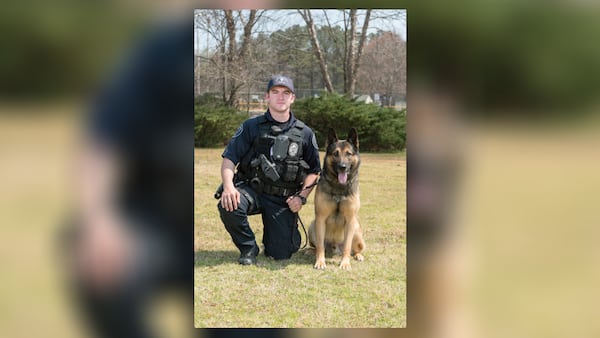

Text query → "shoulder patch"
[232,124,244,138]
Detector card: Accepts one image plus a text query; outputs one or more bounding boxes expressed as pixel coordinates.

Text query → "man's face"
[266,86,295,114]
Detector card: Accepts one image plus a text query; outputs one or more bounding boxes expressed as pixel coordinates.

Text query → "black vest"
[238,115,309,194]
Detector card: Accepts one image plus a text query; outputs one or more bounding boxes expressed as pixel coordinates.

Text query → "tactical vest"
[238,115,309,195]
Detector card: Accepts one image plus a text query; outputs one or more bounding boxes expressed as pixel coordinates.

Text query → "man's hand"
[74,214,135,294]
[286,195,304,213]
[220,158,241,212]
[220,184,240,212]
[75,140,135,293]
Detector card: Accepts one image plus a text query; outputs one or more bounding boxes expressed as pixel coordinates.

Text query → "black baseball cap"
[267,75,295,93]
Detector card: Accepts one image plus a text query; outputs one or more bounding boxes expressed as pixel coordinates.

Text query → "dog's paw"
[354,253,364,261]
[314,259,327,269]
[339,258,352,270]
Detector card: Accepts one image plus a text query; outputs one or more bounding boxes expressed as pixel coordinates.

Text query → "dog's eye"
[345,151,353,157]
[333,150,340,157]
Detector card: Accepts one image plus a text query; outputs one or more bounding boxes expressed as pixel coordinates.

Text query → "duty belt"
[261,184,297,197]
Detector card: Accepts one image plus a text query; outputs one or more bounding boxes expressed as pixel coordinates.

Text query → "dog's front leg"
[339,218,358,270]
[314,215,327,269]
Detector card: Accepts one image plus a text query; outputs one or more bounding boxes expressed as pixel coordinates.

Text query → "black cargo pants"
[217,183,301,260]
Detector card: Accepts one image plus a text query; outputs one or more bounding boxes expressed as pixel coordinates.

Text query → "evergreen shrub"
[194,95,247,147]
[293,93,406,152]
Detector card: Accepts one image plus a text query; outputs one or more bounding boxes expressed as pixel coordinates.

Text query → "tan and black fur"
[309,128,365,270]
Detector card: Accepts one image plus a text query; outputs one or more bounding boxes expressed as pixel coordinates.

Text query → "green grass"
[194,148,406,328]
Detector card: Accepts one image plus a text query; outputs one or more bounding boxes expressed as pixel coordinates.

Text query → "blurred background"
[2,0,600,338]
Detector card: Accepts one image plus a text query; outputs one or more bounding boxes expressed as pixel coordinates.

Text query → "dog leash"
[295,214,309,249]
[297,176,320,193]
[292,175,320,249]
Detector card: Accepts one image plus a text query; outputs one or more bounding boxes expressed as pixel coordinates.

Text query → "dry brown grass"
[194,148,406,328]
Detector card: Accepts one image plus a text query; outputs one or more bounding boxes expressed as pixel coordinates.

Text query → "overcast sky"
[194,9,406,54]
[260,9,406,40]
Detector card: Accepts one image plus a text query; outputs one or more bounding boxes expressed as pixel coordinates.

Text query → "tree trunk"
[299,9,335,93]
[223,10,261,107]
[220,42,227,104]
[238,10,257,62]
[344,9,357,96]
[344,9,371,97]
[350,9,371,97]
[224,10,237,106]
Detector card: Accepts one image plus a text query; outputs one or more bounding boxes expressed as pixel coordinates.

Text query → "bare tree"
[298,9,335,93]
[195,9,406,103]
[343,9,371,96]
[195,10,264,106]
[299,9,372,96]
[357,31,406,106]
[223,10,264,106]
[194,10,228,99]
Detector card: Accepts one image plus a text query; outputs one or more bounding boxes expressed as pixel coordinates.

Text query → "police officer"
[218,75,321,265]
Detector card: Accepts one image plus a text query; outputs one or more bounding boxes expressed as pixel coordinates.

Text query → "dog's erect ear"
[348,128,359,150]
[327,128,338,147]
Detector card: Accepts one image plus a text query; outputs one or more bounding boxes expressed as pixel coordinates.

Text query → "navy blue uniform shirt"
[222,110,321,175]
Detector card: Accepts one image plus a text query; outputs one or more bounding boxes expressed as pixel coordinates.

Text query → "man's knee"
[217,198,247,216]
[217,202,242,228]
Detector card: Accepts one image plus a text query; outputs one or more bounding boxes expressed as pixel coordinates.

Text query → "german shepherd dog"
[309,128,365,270]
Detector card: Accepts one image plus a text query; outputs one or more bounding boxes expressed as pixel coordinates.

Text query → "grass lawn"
[194,148,406,328]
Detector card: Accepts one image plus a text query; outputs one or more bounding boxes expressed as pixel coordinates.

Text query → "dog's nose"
[338,163,348,170]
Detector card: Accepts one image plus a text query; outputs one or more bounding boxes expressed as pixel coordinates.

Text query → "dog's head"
[325,128,360,185]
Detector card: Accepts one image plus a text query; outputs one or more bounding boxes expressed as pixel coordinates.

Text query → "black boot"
[238,246,259,265]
